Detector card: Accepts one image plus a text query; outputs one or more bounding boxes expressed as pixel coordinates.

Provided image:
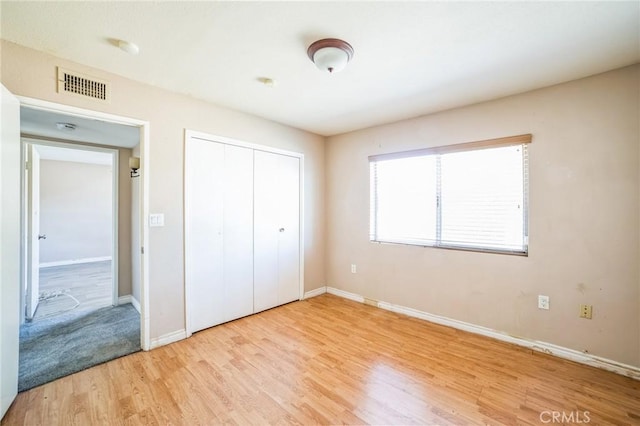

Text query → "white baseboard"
[325,286,640,380]
[150,329,187,350]
[326,286,364,303]
[303,286,327,299]
[40,256,112,268]
[130,296,141,313]
[118,295,141,313]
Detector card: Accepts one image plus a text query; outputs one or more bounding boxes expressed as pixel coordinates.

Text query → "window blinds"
[369,135,530,255]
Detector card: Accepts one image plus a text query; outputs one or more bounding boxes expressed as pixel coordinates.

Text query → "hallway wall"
[39,159,112,265]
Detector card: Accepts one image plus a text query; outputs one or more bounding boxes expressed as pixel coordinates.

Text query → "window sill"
[370,239,528,257]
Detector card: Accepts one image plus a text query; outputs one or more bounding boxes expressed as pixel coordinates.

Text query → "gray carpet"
[19,303,140,392]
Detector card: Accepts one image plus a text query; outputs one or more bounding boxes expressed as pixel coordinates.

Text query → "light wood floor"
[4,294,639,425]
[34,261,112,320]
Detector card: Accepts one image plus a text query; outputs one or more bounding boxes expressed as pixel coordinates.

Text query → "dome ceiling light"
[55,122,77,131]
[307,38,354,74]
[118,40,140,55]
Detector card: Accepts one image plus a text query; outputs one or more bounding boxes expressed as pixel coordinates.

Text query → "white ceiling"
[2,1,639,136]
[21,107,140,148]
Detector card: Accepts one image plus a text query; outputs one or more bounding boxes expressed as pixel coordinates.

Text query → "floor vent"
[57,67,110,102]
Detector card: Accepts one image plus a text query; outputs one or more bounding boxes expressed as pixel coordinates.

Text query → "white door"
[25,144,41,320]
[276,154,300,305]
[254,151,300,312]
[1,84,21,418]
[185,139,225,332]
[253,151,279,312]
[221,145,254,321]
[185,139,254,333]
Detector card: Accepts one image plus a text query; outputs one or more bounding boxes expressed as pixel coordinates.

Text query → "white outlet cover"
[538,295,550,310]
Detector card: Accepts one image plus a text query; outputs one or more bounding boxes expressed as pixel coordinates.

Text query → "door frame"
[22,138,120,312]
[17,96,151,351]
[183,129,305,337]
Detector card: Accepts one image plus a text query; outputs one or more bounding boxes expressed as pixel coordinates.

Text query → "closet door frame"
[183,129,304,337]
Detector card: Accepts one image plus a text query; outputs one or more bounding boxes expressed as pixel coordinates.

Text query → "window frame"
[369,134,531,256]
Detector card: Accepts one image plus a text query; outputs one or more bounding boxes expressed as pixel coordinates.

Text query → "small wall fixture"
[307,38,354,73]
[129,157,140,178]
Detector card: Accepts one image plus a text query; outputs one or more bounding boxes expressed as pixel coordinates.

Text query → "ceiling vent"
[57,67,110,102]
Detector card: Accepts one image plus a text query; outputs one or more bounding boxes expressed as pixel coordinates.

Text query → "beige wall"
[131,144,141,303]
[39,160,112,263]
[326,65,640,367]
[117,148,133,297]
[1,40,326,339]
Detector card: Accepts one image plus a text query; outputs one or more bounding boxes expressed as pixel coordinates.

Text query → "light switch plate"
[149,213,165,227]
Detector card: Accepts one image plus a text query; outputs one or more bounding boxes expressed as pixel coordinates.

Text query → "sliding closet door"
[222,145,254,321]
[254,150,300,312]
[186,131,302,333]
[185,139,225,332]
[185,139,254,333]
[276,154,301,305]
[253,151,279,312]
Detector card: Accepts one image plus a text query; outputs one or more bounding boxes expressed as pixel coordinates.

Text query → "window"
[369,134,530,255]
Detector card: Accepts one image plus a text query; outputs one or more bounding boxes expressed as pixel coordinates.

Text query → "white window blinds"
[369,135,530,255]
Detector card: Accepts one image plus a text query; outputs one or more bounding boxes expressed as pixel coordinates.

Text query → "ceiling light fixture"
[118,40,140,55]
[307,38,354,73]
[55,122,76,131]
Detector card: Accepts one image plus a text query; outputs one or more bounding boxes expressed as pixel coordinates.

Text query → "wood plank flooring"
[34,261,112,320]
[3,294,639,425]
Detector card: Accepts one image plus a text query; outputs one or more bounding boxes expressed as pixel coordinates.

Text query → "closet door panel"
[253,150,280,313]
[254,151,301,311]
[222,145,255,321]
[277,154,301,305]
[185,139,225,332]
[187,133,301,332]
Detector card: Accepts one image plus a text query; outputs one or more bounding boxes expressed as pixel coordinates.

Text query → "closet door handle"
[279,228,285,233]
[38,234,47,240]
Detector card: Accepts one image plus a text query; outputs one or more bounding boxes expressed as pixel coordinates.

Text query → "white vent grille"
[57,67,110,102]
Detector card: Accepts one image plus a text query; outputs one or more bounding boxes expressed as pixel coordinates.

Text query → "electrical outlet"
[538,295,549,310]
[351,264,357,273]
[580,304,593,319]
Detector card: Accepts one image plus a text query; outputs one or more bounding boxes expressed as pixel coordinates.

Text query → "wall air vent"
[57,67,110,102]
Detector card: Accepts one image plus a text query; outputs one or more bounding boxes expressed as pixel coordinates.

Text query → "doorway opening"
[23,141,117,322]
[18,101,149,391]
